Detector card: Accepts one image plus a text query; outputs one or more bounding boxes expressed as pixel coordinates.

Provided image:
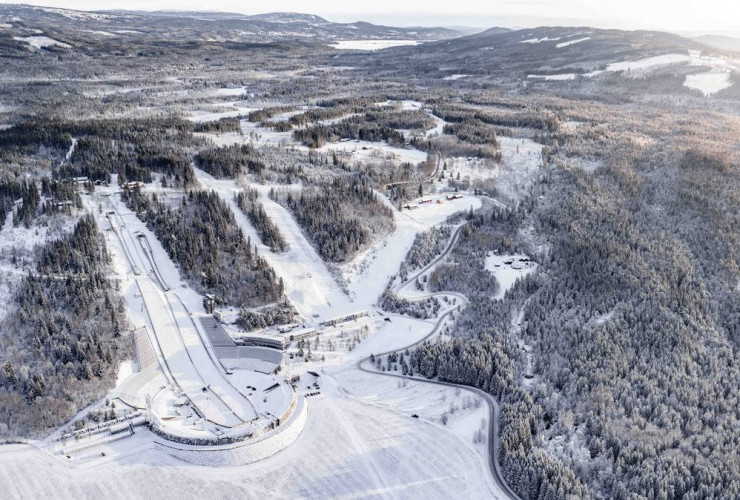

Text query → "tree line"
[270,177,394,262]
[0,215,129,438]
[236,188,288,252]
[123,187,283,307]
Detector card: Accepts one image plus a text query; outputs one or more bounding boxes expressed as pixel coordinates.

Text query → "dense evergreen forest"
[236,188,287,252]
[397,225,452,281]
[247,105,298,123]
[194,144,264,178]
[412,151,740,498]
[379,289,441,319]
[294,115,407,148]
[0,117,215,187]
[271,177,394,262]
[236,303,296,332]
[0,215,129,438]
[193,117,242,134]
[432,104,560,133]
[289,106,435,149]
[524,164,740,499]
[123,187,283,307]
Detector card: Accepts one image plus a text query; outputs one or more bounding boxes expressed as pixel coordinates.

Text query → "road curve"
[360,224,520,500]
[357,361,519,500]
[394,222,466,297]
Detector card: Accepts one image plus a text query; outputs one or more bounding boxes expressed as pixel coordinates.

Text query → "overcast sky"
[13,0,740,35]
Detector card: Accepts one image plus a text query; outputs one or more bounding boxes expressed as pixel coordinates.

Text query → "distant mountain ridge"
[0,5,459,42]
[692,34,740,53]
[349,25,720,77]
[339,25,739,99]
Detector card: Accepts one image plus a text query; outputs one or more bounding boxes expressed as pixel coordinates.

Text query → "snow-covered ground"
[13,35,71,49]
[494,137,544,201]
[528,50,738,96]
[186,106,255,123]
[84,187,292,440]
[436,157,499,189]
[402,194,481,226]
[339,193,478,308]
[443,74,471,81]
[606,53,690,72]
[329,39,420,51]
[0,391,499,499]
[521,36,561,44]
[330,369,494,479]
[428,136,542,203]
[684,71,732,96]
[425,111,446,138]
[556,37,590,48]
[484,253,537,299]
[213,86,247,96]
[319,139,428,166]
[195,170,354,320]
[528,73,579,81]
[115,360,136,388]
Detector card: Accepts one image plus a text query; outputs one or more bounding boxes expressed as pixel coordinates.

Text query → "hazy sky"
[12,0,740,34]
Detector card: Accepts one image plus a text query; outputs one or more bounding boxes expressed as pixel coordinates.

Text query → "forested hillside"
[195,144,264,179]
[0,118,205,187]
[236,189,287,252]
[412,115,740,498]
[524,165,740,499]
[0,215,129,438]
[1,5,739,497]
[123,188,283,307]
[271,177,394,262]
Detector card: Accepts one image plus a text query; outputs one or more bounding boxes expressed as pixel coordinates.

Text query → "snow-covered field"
[329,39,420,51]
[528,73,578,81]
[329,369,496,490]
[13,35,71,49]
[606,53,691,73]
[443,74,471,81]
[684,71,732,96]
[436,157,499,189]
[556,37,590,48]
[485,253,537,299]
[494,137,544,201]
[521,36,561,44]
[187,106,255,123]
[0,391,500,499]
[319,139,428,166]
[213,86,247,96]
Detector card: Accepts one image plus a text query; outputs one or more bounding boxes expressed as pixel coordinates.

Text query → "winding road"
[357,221,521,500]
[356,362,519,500]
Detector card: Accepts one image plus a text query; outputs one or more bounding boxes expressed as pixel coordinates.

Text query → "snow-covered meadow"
[329,39,420,51]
